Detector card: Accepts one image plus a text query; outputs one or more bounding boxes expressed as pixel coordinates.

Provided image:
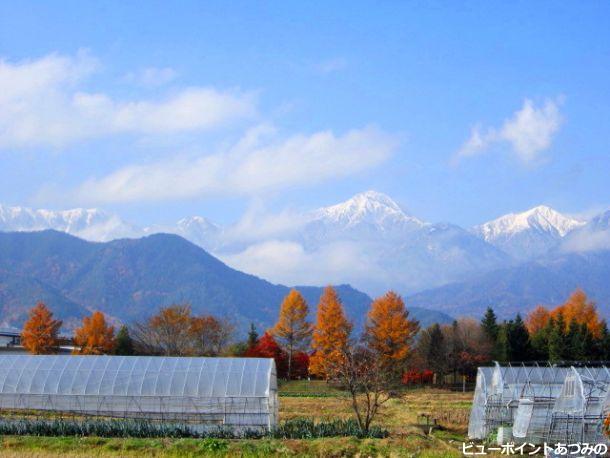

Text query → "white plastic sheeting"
[548,367,610,445]
[468,366,494,440]
[0,355,278,430]
[470,363,610,445]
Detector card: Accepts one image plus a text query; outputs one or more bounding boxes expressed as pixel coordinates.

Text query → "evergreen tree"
[427,323,446,377]
[596,321,610,361]
[114,325,134,355]
[481,307,499,345]
[247,323,259,348]
[530,318,553,361]
[565,319,583,360]
[509,314,532,362]
[496,322,511,363]
[579,322,595,361]
[548,313,567,363]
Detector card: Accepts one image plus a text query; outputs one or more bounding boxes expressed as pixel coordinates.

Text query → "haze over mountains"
[2,191,610,320]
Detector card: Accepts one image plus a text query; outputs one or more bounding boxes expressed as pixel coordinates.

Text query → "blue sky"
[1,1,609,227]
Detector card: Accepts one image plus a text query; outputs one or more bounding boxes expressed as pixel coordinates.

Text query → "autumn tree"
[132,304,193,355]
[309,286,353,378]
[365,291,419,378]
[21,302,62,354]
[526,305,551,335]
[189,315,234,356]
[553,289,602,337]
[271,289,313,379]
[246,332,288,378]
[73,311,116,355]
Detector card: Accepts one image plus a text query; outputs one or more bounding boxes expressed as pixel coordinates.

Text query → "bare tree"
[327,342,399,434]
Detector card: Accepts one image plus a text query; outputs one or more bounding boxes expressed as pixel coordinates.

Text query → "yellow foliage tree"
[271,289,312,379]
[21,302,62,354]
[73,311,116,355]
[365,291,419,371]
[309,286,353,378]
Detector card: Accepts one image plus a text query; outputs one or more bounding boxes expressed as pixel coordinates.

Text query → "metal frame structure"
[0,355,278,431]
[469,363,610,445]
[547,367,610,445]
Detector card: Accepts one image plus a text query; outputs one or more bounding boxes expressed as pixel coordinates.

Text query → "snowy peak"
[472,205,585,260]
[310,190,425,229]
[474,205,584,241]
[0,204,138,241]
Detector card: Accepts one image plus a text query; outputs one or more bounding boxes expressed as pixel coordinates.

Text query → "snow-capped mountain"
[472,205,585,260]
[0,205,138,241]
[302,191,425,247]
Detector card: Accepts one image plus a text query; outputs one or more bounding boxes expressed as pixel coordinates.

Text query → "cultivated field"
[0,382,472,457]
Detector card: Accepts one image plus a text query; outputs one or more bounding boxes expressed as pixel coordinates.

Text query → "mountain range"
[2,191,610,321]
[0,230,451,331]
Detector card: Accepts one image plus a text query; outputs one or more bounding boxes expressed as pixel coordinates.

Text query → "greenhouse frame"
[0,355,278,431]
[469,363,610,446]
[547,366,610,445]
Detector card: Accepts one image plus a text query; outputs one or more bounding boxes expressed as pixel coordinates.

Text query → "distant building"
[0,327,21,348]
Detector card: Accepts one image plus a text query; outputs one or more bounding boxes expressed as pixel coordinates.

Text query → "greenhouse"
[547,366,610,445]
[470,363,610,445]
[467,366,494,440]
[0,355,278,432]
[481,363,571,437]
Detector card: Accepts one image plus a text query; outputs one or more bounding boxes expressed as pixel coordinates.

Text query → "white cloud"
[220,240,387,287]
[456,98,563,164]
[123,66,178,87]
[562,230,610,253]
[70,125,398,203]
[0,52,255,149]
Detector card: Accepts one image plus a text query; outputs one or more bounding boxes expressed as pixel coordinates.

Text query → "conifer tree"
[496,321,511,363]
[309,286,352,378]
[21,302,62,355]
[548,313,567,363]
[530,317,553,361]
[427,323,446,377]
[481,307,499,343]
[565,319,583,360]
[247,323,259,349]
[272,289,313,379]
[509,314,533,362]
[114,325,134,355]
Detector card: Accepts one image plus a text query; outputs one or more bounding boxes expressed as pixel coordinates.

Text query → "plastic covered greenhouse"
[547,367,610,445]
[469,363,610,445]
[0,355,278,431]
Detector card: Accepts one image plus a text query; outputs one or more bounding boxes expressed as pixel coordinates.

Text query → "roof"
[0,327,21,337]
[0,355,276,398]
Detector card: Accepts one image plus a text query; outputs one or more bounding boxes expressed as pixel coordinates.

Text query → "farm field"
[0,382,472,457]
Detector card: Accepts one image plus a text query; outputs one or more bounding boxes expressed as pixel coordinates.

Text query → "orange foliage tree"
[73,311,116,355]
[525,305,551,334]
[309,286,353,378]
[21,302,62,354]
[148,304,194,356]
[365,291,419,374]
[271,289,313,379]
[553,289,602,337]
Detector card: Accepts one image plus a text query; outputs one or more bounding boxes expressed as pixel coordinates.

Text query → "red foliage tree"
[245,332,288,378]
